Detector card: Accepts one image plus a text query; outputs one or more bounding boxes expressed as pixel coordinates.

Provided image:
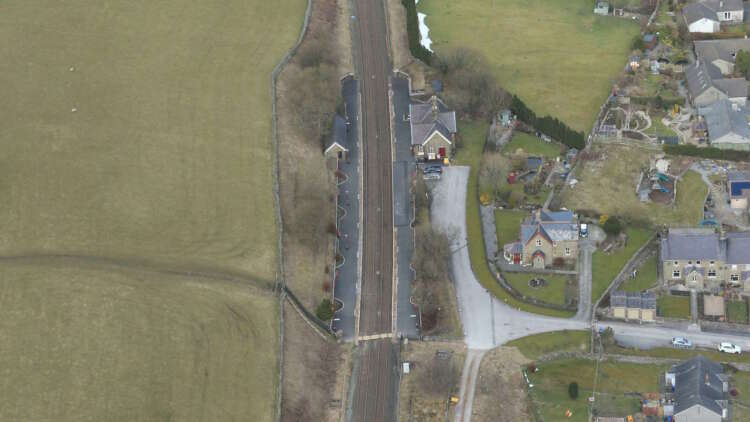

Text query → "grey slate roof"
[728,170,750,181]
[626,292,641,308]
[695,37,750,65]
[670,356,727,417]
[661,229,723,261]
[713,77,748,98]
[685,61,722,98]
[698,99,750,144]
[642,292,657,309]
[611,291,626,307]
[325,115,348,151]
[685,0,743,25]
[726,231,750,263]
[519,210,578,244]
[611,291,656,309]
[409,96,457,146]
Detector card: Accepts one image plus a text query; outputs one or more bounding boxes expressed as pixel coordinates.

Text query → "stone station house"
[503,209,579,269]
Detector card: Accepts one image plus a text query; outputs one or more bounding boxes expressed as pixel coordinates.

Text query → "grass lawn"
[504,272,572,306]
[502,133,562,158]
[563,143,707,227]
[419,0,639,132]
[728,300,749,324]
[620,255,657,292]
[658,295,691,319]
[644,117,678,138]
[495,209,526,247]
[456,120,573,317]
[0,0,305,280]
[0,263,279,421]
[732,371,750,419]
[507,330,590,360]
[607,344,750,365]
[591,228,652,303]
[528,359,666,422]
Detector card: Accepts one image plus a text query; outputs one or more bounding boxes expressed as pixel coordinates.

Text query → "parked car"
[579,224,588,238]
[672,337,692,349]
[423,165,442,174]
[718,342,742,354]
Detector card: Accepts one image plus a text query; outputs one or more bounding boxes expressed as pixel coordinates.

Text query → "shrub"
[664,144,750,162]
[315,298,334,321]
[568,382,579,400]
[511,95,584,150]
[603,216,623,236]
[401,0,432,64]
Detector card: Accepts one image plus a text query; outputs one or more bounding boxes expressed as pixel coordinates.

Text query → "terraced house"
[660,228,750,293]
[503,210,579,269]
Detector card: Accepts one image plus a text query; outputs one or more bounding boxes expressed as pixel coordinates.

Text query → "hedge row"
[401,0,432,64]
[630,95,685,108]
[510,95,585,149]
[663,144,750,161]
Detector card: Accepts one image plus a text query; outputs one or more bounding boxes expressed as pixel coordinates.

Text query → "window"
[552,242,558,247]
[708,269,717,278]
[674,261,679,266]
[673,270,681,278]
[536,239,542,247]
[725,12,731,20]
[565,247,571,256]
[731,274,740,282]
[688,261,692,265]
[696,260,701,265]
[710,260,715,265]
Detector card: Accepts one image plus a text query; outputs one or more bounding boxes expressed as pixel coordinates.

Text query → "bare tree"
[286,63,340,148]
[416,357,460,397]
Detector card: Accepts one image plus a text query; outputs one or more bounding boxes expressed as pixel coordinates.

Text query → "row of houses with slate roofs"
[660,228,750,294]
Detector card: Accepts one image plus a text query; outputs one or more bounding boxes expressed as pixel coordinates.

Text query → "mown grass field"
[507,330,590,360]
[592,228,652,303]
[419,0,639,132]
[456,120,573,317]
[0,263,279,421]
[0,0,304,280]
[528,359,667,422]
[658,295,691,319]
[563,143,707,227]
[502,133,562,158]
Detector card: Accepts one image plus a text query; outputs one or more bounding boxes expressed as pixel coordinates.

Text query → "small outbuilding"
[324,115,349,161]
[594,1,609,16]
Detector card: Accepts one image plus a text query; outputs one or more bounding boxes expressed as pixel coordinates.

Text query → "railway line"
[349,0,398,418]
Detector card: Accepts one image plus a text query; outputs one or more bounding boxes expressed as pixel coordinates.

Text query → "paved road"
[332,76,360,340]
[348,0,397,418]
[432,167,750,422]
[575,241,595,321]
[392,75,419,339]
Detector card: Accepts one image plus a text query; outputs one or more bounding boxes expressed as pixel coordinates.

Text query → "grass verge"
[457,120,573,318]
[507,330,591,360]
[607,344,750,365]
[494,209,526,247]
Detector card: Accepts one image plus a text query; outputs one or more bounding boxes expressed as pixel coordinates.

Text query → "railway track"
[349,0,397,418]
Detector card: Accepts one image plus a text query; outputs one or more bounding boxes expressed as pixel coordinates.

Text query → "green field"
[620,255,657,292]
[0,263,279,421]
[419,0,639,132]
[659,295,691,319]
[494,209,526,247]
[507,330,590,360]
[563,144,707,227]
[528,359,666,422]
[592,228,652,303]
[504,272,572,306]
[0,1,305,420]
[502,133,562,158]
[0,0,304,280]
[456,120,573,317]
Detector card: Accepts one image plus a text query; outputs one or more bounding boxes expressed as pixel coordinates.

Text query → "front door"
[439,147,446,158]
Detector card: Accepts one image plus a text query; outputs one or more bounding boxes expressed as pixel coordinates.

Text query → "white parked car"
[718,342,742,354]
[671,337,692,349]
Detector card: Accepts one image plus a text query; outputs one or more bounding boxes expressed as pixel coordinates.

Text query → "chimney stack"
[705,372,710,386]
[431,95,439,117]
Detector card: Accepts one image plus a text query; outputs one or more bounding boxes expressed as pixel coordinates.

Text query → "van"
[580,224,588,238]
